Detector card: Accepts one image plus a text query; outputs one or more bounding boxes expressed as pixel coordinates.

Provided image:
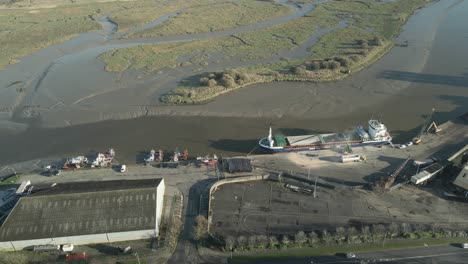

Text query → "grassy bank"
[231,238,467,263]
[126,0,291,38]
[0,0,162,69]
[99,0,431,104]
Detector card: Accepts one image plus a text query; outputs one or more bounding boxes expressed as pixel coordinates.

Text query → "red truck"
[65,252,88,261]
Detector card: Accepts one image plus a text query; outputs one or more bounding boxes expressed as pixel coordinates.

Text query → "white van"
[120,165,126,173]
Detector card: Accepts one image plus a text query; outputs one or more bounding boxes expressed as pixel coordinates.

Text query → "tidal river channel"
[0,0,467,166]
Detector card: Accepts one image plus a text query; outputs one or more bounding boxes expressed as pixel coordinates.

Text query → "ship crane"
[375,157,411,190]
[413,108,441,145]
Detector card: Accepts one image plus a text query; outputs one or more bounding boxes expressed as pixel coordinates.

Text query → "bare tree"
[237,236,247,251]
[247,235,257,250]
[321,230,333,245]
[281,235,291,249]
[335,227,346,245]
[294,231,307,246]
[388,223,400,238]
[307,231,319,247]
[346,226,358,244]
[257,235,268,250]
[224,235,235,252]
[268,236,279,249]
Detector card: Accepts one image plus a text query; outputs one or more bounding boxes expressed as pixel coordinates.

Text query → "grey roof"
[0,179,163,241]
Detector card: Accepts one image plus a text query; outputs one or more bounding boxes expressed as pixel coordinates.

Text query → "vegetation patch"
[126,0,291,38]
[99,0,431,104]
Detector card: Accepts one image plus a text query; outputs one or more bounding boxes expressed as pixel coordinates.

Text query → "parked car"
[406,141,413,146]
[399,144,407,149]
[462,243,468,248]
[120,165,126,173]
[346,252,356,258]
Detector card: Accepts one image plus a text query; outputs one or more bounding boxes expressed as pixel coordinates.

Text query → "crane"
[413,108,439,145]
[375,157,411,190]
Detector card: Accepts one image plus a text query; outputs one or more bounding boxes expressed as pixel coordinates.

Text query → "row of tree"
[219,222,468,252]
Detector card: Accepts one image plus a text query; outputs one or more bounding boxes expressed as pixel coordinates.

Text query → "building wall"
[155,178,165,237]
[0,229,156,251]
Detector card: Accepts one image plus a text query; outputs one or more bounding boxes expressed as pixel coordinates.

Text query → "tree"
[388,223,400,238]
[224,235,235,252]
[360,225,371,243]
[237,236,247,251]
[247,235,257,250]
[349,55,360,63]
[193,215,209,242]
[361,41,369,49]
[346,227,359,244]
[307,231,319,247]
[294,231,307,246]
[256,235,268,250]
[268,236,279,249]
[321,230,333,245]
[280,235,291,249]
[335,227,346,245]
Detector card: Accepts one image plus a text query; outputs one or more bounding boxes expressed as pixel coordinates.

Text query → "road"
[245,244,468,264]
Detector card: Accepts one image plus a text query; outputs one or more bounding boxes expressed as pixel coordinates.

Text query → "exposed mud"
[0,0,467,166]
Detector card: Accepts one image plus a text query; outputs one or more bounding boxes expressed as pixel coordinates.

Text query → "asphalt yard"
[210,180,468,237]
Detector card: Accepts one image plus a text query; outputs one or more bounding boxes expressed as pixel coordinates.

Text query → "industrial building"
[0,179,165,250]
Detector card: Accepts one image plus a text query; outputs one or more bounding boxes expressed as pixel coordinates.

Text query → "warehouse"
[0,179,165,250]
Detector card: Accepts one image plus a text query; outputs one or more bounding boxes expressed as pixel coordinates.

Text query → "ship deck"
[286,131,360,146]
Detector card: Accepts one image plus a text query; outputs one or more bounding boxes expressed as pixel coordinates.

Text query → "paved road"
[244,244,468,264]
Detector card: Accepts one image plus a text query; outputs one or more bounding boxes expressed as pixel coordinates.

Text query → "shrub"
[361,41,369,49]
[349,55,360,63]
[360,49,369,56]
[293,66,307,75]
[356,39,366,45]
[319,61,329,69]
[372,36,384,46]
[220,74,236,88]
[308,61,321,71]
[199,77,210,86]
[328,61,340,70]
[207,79,217,87]
[334,57,350,67]
[224,236,235,252]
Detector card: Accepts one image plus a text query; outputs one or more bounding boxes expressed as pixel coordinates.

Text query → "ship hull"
[259,137,389,153]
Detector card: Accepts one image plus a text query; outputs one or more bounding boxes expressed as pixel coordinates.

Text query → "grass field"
[99,0,430,104]
[126,0,291,38]
[231,238,468,263]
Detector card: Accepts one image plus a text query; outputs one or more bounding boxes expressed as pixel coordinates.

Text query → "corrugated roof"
[454,165,468,190]
[0,179,163,241]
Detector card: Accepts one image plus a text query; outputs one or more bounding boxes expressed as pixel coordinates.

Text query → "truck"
[341,154,364,163]
[413,157,437,168]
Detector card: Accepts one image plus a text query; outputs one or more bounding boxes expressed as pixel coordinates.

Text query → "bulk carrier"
[259,119,392,153]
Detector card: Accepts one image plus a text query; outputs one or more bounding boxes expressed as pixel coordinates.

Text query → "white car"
[406,142,413,147]
[120,165,126,173]
[399,144,407,149]
[462,243,468,248]
[346,253,356,258]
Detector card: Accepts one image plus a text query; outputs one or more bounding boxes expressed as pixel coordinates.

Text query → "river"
[0,0,467,166]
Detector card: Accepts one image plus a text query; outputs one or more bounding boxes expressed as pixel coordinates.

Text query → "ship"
[259,119,392,153]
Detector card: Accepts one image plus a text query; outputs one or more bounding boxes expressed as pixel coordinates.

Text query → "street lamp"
[134,252,141,264]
